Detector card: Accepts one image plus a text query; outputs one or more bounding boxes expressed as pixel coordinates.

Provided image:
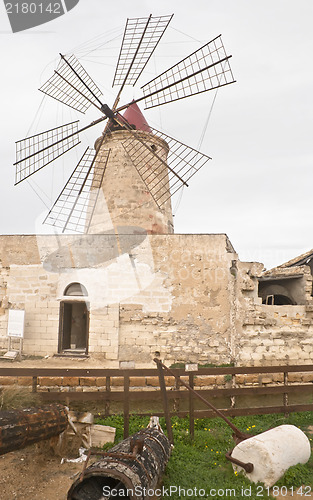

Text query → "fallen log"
[0,404,68,455]
[67,417,172,500]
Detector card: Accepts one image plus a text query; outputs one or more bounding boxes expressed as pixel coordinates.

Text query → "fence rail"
[1,364,313,438]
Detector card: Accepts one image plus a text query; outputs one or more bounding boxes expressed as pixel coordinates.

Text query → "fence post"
[156,360,174,444]
[283,371,288,416]
[230,373,236,408]
[189,373,194,439]
[105,376,111,417]
[174,376,180,413]
[32,376,37,393]
[123,374,130,439]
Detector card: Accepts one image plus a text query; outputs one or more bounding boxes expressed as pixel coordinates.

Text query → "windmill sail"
[121,127,211,208]
[14,121,80,185]
[113,14,173,89]
[14,16,235,232]
[39,54,103,113]
[44,147,111,233]
[141,35,235,108]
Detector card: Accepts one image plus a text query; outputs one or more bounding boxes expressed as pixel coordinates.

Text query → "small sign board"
[1,350,19,360]
[7,310,25,338]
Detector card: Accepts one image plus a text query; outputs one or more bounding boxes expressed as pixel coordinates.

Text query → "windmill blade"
[140,35,235,109]
[121,127,211,208]
[112,14,173,91]
[14,121,80,185]
[14,116,107,185]
[44,146,111,233]
[39,54,103,113]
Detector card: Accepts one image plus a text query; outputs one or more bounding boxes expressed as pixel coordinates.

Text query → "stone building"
[0,105,312,367]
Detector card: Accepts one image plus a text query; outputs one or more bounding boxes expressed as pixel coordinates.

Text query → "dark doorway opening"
[59,301,89,354]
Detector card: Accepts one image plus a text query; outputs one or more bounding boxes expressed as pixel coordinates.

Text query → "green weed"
[95,412,313,499]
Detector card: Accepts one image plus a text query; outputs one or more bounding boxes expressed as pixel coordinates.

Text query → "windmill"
[14,14,235,235]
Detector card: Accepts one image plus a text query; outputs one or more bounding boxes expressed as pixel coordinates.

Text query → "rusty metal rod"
[153,358,248,441]
[225,451,254,473]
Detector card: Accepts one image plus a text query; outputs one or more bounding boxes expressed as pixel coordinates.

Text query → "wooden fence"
[1,364,313,438]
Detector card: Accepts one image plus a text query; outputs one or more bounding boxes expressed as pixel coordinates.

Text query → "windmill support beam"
[0,404,68,456]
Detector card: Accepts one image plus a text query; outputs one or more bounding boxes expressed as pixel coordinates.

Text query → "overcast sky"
[0,0,312,270]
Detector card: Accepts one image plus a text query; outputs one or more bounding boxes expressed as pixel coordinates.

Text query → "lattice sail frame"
[14,14,235,233]
[113,14,173,88]
[141,35,235,108]
[44,147,111,233]
[39,54,103,113]
[14,121,80,185]
[121,127,211,208]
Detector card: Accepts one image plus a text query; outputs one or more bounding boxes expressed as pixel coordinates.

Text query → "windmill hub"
[101,104,116,120]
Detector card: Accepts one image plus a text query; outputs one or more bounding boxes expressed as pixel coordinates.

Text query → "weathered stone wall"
[238,304,313,366]
[0,233,237,364]
[89,130,174,235]
[236,264,313,366]
[0,234,313,367]
[119,234,236,365]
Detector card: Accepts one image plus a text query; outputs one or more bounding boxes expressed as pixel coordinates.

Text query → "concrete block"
[95,377,108,387]
[0,377,18,385]
[62,377,80,386]
[17,377,33,386]
[111,377,124,387]
[146,376,173,388]
[79,377,96,386]
[38,377,62,386]
[130,377,146,387]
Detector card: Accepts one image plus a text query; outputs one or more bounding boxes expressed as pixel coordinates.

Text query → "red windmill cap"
[122,101,151,132]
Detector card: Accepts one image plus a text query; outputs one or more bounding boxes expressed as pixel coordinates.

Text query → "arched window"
[64,283,88,297]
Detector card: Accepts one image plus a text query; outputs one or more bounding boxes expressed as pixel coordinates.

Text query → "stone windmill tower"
[13,15,235,236]
[88,101,174,235]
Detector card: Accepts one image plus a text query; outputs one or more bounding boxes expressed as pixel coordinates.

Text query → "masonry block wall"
[0,234,313,366]
[234,262,313,366]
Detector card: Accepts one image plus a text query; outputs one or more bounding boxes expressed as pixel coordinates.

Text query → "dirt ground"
[0,444,312,500]
[0,444,84,500]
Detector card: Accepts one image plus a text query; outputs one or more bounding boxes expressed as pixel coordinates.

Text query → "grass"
[95,412,313,499]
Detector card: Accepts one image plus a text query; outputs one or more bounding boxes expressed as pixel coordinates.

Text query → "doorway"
[59,301,89,354]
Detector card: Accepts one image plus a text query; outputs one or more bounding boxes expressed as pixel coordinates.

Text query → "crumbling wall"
[236,266,313,366]
[118,234,237,365]
[1,234,313,367]
[0,233,238,364]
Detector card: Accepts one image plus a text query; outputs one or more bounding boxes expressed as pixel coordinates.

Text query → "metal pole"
[189,373,195,439]
[154,359,247,441]
[156,360,174,444]
[123,374,130,439]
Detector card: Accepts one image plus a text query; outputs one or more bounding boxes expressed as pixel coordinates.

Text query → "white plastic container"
[231,424,311,487]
